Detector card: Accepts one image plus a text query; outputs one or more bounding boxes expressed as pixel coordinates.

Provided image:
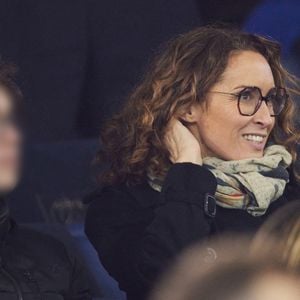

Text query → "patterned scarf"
[147,144,292,217]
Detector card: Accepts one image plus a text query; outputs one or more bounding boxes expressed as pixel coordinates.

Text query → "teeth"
[243,135,264,142]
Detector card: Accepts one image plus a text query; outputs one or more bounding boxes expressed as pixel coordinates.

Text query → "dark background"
[0,0,298,222]
[0,0,263,142]
[0,1,299,298]
[0,0,298,223]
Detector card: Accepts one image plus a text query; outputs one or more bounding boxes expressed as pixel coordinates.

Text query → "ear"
[179,103,202,123]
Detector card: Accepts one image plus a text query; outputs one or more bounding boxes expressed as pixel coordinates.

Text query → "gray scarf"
[147,144,292,216]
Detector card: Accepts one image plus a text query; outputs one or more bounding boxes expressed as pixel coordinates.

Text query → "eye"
[239,88,254,101]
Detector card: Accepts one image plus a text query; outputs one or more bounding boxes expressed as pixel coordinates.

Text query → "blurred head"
[97,24,300,186]
[251,200,300,273]
[0,62,22,195]
[247,272,300,300]
[149,236,300,300]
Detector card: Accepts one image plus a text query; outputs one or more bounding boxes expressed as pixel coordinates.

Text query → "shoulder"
[85,163,217,216]
[84,181,160,231]
[85,183,135,208]
[85,181,159,210]
[9,223,74,267]
[12,223,65,248]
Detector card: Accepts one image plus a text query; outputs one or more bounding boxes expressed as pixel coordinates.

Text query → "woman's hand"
[164,117,203,165]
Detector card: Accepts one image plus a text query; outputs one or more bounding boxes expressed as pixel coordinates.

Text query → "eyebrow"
[233,85,276,92]
[233,85,256,90]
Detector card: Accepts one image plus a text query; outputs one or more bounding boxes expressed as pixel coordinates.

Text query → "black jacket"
[84,162,300,300]
[0,201,91,300]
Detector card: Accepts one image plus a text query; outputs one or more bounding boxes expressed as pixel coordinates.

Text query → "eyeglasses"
[209,86,288,116]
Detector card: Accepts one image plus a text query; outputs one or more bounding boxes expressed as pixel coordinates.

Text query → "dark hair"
[0,60,22,101]
[97,24,300,186]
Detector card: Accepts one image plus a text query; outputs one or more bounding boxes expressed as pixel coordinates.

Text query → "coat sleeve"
[63,245,92,300]
[84,162,217,300]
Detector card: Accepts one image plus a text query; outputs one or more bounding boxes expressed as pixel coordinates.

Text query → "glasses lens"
[267,88,287,115]
[238,87,287,116]
[238,87,261,115]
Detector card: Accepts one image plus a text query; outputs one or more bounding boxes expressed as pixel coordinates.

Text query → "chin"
[243,153,264,160]
[0,176,18,195]
[231,152,262,160]
[205,143,265,161]
[218,150,264,161]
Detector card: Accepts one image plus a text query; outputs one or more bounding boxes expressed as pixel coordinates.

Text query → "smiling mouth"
[242,134,267,143]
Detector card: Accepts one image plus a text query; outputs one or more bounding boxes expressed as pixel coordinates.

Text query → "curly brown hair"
[96,24,300,187]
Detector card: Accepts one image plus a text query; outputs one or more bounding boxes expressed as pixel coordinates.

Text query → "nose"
[252,100,274,127]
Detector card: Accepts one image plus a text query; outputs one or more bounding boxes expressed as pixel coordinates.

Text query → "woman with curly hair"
[85,24,300,300]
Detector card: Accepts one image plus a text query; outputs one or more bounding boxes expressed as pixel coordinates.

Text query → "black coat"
[0,201,91,300]
[84,162,300,300]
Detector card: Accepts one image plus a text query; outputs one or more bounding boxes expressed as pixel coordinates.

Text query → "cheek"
[201,119,239,147]
[197,110,249,160]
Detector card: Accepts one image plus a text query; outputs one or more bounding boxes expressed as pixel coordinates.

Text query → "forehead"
[219,50,275,91]
[0,88,12,116]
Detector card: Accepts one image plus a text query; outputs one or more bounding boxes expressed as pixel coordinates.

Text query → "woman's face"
[189,50,276,161]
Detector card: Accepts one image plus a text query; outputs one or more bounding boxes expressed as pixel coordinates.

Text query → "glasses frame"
[209,86,288,117]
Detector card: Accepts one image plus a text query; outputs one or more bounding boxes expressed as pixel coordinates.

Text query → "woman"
[85,25,300,300]
[251,200,300,272]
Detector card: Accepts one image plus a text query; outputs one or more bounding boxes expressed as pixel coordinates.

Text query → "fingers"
[165,116,190,162]
[164,117,179,163]
[163,114,202,164]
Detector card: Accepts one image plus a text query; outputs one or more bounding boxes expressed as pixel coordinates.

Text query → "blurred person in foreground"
[150,236,300,300]
[0,60,91,299]
[251,200,300,272]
